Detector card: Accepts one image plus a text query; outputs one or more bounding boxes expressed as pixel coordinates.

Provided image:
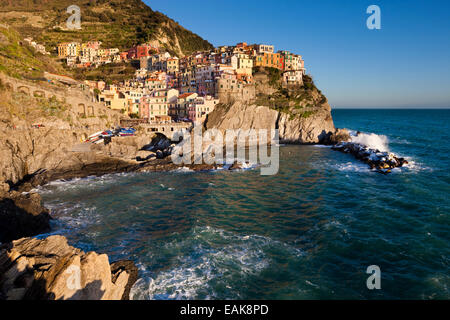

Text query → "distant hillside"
[0,0,213,57]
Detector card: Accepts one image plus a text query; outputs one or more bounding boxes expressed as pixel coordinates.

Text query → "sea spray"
[350,132,390,152]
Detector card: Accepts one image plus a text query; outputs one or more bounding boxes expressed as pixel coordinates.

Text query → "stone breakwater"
[332,142,409,174]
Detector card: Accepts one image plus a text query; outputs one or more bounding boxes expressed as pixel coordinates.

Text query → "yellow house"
[99,90,127,112]
[231,53,253,76]
[165,58,179,74]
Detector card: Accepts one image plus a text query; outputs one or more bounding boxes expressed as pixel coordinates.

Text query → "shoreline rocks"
[332,142,408,174]
[0,236,138,300]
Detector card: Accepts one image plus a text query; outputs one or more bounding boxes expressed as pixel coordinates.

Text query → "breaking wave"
[349,130,390,152]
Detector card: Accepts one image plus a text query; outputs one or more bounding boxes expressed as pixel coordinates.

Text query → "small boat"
[88,131,104,139]
[100,130,114,138]
[118,127,136,137]
[83,131,105,143]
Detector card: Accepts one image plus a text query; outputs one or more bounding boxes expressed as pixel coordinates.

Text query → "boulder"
[142,133,172,152]
[136,150,156,162]
[0,236,138,300]
[156,150,165,159]
[324,128,351,145]
[110,260,139,300]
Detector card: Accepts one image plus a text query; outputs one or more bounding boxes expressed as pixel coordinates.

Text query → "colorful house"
[139,89,179,122]
[170,92,198,119]
[188,96,220,124]
[254,52,285,70]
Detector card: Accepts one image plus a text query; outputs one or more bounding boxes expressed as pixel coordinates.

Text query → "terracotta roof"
[178,92,196,99]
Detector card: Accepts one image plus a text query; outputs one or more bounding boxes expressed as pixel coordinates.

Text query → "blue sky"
[145,0,450,108]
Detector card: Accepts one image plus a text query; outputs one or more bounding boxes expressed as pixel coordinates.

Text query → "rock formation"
[205,71,341,144]
[332,142,409,174]
[0,235,138,300]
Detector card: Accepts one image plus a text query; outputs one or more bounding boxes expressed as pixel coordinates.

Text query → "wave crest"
[350,131,390,152]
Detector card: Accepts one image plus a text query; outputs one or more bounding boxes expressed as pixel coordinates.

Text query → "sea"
[35,109,449,300]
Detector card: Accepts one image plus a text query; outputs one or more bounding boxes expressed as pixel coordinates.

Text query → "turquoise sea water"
[37,109,449,300]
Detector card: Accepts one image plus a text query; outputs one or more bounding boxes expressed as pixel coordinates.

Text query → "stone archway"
[17,86,30,95]
[78,103,86,117]
[87,106,95,117]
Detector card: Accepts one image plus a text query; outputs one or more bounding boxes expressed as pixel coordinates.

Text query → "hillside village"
[57,41,306,125]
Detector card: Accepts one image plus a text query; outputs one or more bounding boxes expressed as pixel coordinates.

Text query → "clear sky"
[144,0,450,108]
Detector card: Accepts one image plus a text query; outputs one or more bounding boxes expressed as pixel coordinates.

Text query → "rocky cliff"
[0,74,126,193]
[0,235,138,300]
[205,70,337,144]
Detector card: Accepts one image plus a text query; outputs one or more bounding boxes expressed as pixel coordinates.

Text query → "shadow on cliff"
[6,169,47,192]
[0,197,51,243]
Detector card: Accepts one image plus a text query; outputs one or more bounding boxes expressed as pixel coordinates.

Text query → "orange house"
[254,52,285,70]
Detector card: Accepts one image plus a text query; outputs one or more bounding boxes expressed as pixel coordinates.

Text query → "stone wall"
[0,74,114,119]
[215,78,256,105]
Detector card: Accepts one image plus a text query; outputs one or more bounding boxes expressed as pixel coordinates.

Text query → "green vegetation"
[252,70,329,120]
[37,95,68,117]
[253,67,282,87]
[0,0,213,55]
[71,61,136,82]
[0,26,64,79]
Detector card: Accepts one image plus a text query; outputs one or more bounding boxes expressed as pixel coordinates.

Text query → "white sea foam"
[172,167,194,173]
[402,158,434,173]
[129,226,304,300]
[331,161,373,173]
[350,132,390,152]
[35,172,140,194]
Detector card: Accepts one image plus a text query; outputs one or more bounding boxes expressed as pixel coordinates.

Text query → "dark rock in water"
[142,133,172,152]
[324,128,351,145]
[156,150,165,159]
[228,161,243,170]
[0,192,51,243]
[136,151,157,162]
[332,141,408,174]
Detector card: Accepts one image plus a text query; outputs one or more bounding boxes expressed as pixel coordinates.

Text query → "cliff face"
[205,70,336,144]
[277,110,335,144]
[0,73,129,192]
[205,102,335,144]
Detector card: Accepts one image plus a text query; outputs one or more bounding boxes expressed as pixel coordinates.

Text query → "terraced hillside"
[0,0,213,56]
